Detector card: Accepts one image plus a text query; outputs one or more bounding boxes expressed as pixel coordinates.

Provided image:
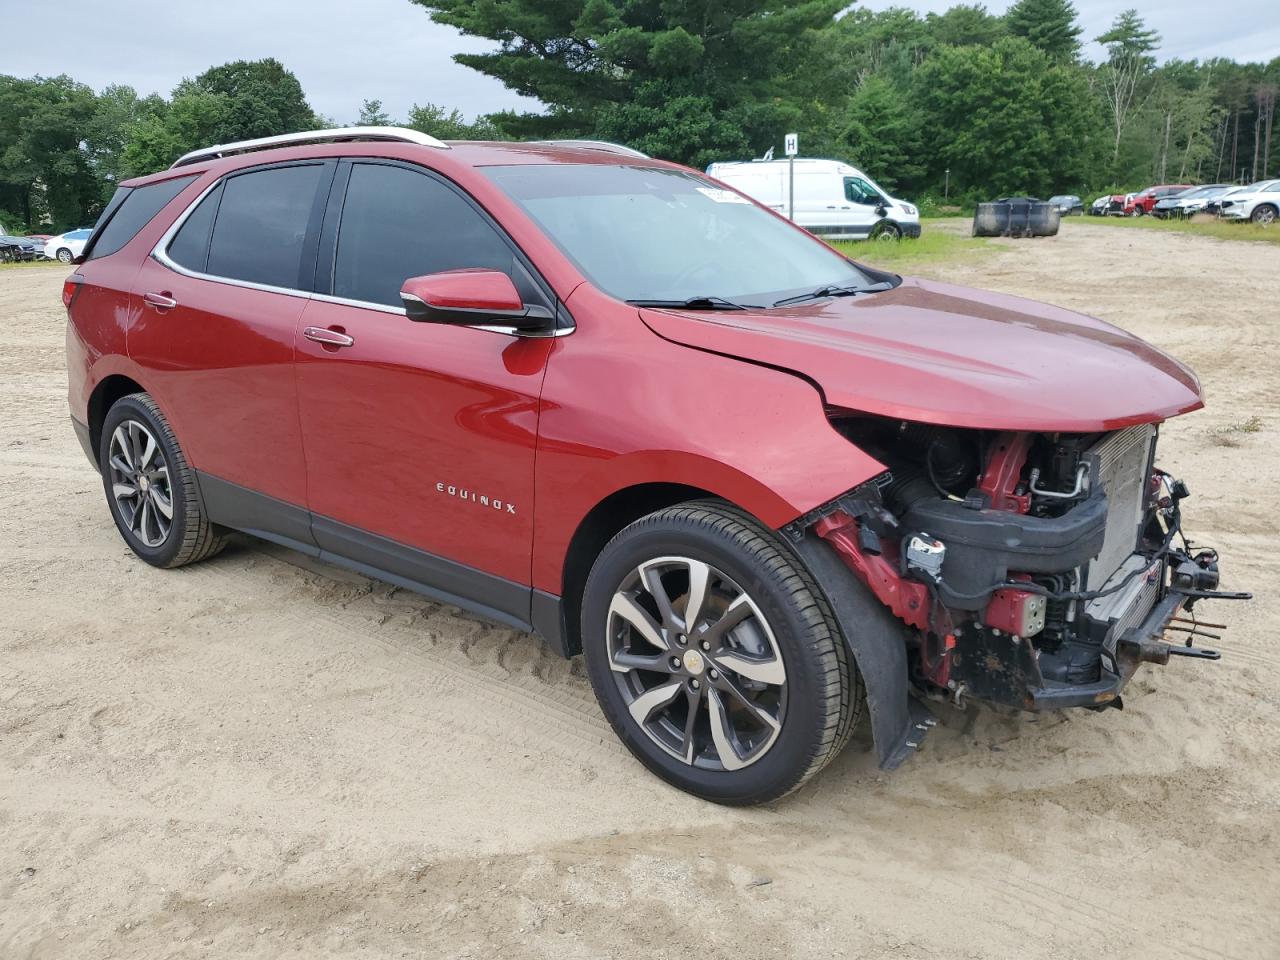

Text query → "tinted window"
[87,175,197,260]
[333,163,514,307]
[844,177,881,204]
[206,164,324,289]
[168,182,223,273]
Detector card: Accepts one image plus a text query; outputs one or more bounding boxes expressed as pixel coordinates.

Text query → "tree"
[1005,0,1082,63]
[83,84,166,202]
[405,103,503,139]
[925,5,1005,47]
[914,37,1099,196]
[0,74,100,229]
[357,99,392,126]
[1096,9,1160,167]
[837,76,925,190]
[182,58,317,143]
[411,0,844,164]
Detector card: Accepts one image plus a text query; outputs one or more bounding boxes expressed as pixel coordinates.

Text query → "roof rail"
[530,139,649,159]
[169,126,449,169]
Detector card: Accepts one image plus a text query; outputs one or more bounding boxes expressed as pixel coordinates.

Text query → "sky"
[4,0,1277,124]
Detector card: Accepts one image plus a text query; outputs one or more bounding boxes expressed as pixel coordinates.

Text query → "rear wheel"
[582,502,860,804]
[55,247,73,263]
[99,393,226,568]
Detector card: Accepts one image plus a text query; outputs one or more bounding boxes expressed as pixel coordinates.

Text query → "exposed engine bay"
[800,414,1249,715]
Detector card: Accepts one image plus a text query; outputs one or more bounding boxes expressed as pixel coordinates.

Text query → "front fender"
[531,285,887,594]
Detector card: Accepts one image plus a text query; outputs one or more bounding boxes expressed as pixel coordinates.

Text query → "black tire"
[56,247,73,263]
[1251,204,1277,225]
[99,393,227,568]
[582,501,860,805]
[1133,206,1146,217]
[870,220,902,241]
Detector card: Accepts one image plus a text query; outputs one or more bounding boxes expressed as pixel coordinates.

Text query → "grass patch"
[0,258,67,269]
[1207,415,1264,447]
[1070,214,1280,245]
[831,219,995,272]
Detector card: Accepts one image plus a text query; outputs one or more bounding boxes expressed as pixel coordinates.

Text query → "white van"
[705,158,920,240]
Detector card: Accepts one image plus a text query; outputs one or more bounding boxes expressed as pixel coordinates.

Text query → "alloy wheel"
[56,248,73,263]
[107,419,174,548]
[1254,206,1276,225]
[606,556,787,771]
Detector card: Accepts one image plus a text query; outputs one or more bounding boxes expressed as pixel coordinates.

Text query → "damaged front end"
[789,415,1249,765]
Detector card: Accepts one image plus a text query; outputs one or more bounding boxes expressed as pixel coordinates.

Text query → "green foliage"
[0,75,100,229]
[404,103,504,140]
[914,37,1102,196]
[413,0,845,164]
[1005,0,1083,62]
[358,99,393,126]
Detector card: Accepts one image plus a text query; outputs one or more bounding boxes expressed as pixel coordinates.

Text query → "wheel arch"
[549,481,733,657]
[87,374,148,465]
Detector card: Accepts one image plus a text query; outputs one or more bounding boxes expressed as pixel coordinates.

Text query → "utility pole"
[785,132,798,221]
[945,168,950,201]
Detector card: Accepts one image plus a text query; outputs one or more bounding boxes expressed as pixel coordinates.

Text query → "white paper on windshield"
[696,187,750,204]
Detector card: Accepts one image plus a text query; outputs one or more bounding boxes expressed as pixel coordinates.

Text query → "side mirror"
[400,270,550,331]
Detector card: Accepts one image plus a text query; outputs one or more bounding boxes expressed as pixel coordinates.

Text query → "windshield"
[482,164,873,307]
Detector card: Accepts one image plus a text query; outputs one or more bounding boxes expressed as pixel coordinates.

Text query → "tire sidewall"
[57,248,72,263]
[582,515,837,804]
[99,395,191,568]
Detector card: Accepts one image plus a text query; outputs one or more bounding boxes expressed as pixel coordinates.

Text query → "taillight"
[62,275,81,309]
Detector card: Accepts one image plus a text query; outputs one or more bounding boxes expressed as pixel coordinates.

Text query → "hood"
[639,277,1203,432]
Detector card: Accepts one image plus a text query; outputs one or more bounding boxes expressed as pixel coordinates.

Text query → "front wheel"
[582,502,860,804]
[1252,204,1277,225]
[870,220,902,241]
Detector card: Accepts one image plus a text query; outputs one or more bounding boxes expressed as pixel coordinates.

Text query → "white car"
[1218,179,1280,224]
[706,157,921,240]
[43,228,93,263]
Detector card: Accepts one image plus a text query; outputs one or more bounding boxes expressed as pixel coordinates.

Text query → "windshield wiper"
[626,295,748,311]
[772,280,896,307]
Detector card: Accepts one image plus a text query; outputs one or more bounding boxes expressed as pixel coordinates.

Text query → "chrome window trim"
[151,177,574,338]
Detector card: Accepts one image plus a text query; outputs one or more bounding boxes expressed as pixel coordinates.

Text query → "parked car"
[1123,185,1194,216]
[1048,195,1084,215]
[0,234,38,262]
[1088,195,1111,216]
[44,228,93,263]
[1204,186,1247,216]
[63,127,1237,804]
[1152,184,1232,219]
[706,157,920,240]
[1217,179,1280,224]
[23,235,48,257]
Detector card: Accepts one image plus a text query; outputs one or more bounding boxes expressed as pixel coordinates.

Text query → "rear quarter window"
[86,175,198,261]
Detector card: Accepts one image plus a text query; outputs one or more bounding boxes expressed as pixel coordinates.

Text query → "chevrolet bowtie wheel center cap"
[682,649,706,676]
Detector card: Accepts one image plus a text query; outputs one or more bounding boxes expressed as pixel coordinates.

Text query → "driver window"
[843,177,880,205]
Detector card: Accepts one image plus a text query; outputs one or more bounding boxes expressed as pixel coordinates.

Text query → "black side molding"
[194,471,572,648]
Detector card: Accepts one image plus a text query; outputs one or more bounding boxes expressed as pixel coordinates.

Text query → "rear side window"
[87,175,197,261]
[332,162,514,307]
[205,164,324,289]
[168,182,224,273]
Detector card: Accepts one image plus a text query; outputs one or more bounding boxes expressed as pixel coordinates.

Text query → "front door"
[294,160,556,620]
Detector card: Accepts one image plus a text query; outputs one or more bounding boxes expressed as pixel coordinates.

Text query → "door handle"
[142,291,177,310]
[303,325,355,348]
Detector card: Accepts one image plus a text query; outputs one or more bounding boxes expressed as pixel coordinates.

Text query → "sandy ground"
[2,221,1278,960]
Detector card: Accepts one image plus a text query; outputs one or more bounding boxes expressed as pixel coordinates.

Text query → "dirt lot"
[2,222,1278,959]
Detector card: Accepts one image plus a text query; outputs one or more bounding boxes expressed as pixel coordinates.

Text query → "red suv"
[65,128,1240,804]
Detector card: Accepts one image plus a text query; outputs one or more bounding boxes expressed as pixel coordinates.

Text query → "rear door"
[131,160,333,539]
[293,159,556,621]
